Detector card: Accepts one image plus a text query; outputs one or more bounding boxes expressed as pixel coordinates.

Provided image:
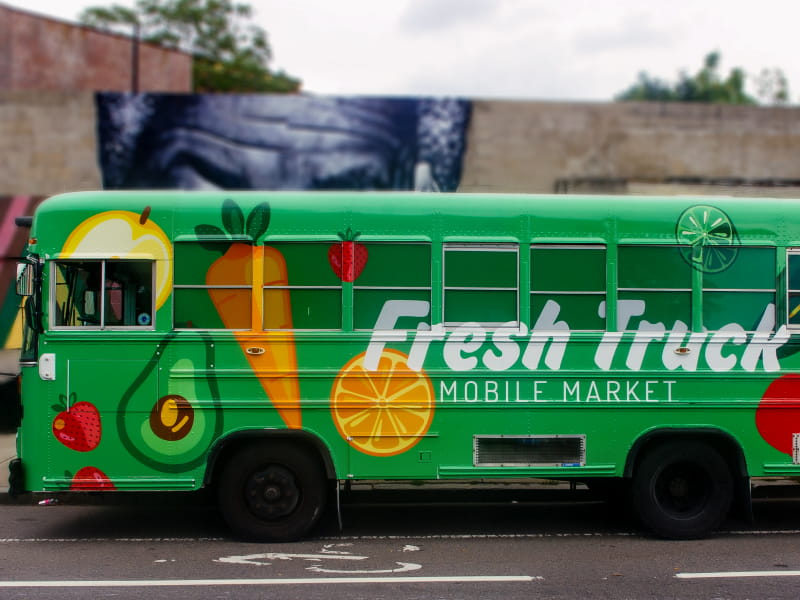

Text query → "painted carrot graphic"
[197,200,301,429]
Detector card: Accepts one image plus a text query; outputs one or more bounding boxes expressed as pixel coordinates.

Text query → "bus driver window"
[52,260,154,328]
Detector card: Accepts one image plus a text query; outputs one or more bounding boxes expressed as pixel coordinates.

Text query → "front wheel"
[632,441,733,539]
[218,442,327,542]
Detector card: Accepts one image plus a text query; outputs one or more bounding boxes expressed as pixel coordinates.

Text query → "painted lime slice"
[676,205,738,273]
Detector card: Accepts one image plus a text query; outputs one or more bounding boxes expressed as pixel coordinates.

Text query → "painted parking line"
[0,575,538,588]
[676,570,800,579]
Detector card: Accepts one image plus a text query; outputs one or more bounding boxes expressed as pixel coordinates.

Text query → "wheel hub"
[656,463,708,516]
[668,477,689,499]
[244,465,299,520]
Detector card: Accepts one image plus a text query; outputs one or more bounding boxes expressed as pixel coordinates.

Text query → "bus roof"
[28,190,798,251]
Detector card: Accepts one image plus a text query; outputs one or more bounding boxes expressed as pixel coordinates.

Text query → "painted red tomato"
[755,374,800,456]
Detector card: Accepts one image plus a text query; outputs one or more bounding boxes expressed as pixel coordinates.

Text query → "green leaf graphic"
[246,203,271,240]
[222,198,245,236]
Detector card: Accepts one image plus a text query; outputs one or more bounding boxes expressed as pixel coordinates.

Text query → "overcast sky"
[5,0,799,103]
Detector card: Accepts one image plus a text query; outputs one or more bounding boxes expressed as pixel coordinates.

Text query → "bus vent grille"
[473,435,586,467]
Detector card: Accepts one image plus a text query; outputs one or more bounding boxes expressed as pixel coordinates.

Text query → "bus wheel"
[632,441,733,539]
[217,442,327,542]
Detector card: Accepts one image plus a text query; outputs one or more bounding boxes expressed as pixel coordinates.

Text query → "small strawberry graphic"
[52,394,102,452]
[69,467,116,491]
[328,227,368,282]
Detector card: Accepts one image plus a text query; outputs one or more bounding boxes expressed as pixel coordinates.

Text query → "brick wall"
[0,4,191,93]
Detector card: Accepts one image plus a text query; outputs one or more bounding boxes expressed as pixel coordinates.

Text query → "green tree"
[753,68,790,105]
[616,51,758,104]
[80,0,301,93]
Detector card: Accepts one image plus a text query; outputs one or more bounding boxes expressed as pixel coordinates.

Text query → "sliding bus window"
[443,244,518,326]
[174,241,251,329]
[52,260,154,329]
[531,245,606,331]
[702,247,776,331]
[265,243,342,330]
[354,243,431,330]
[618,245,692,330]
[788,249,800,328]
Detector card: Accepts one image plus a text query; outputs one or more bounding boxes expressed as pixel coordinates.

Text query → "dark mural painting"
[96,94,471,192]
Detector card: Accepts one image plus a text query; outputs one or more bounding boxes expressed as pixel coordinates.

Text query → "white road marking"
[216,546,422,574]
[321,543,353,553]
[0,575,537,588]
[307,562,421,575]
[3,528,800,544]
[215,552,369,567]
[676,570,800,579]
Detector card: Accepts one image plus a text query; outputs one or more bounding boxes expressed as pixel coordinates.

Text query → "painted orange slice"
[331,349,434,457]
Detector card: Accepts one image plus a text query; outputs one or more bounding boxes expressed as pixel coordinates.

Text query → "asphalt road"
[2,487,800,599]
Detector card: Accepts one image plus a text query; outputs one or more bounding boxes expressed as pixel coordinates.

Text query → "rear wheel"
[217,442,327,542]
[632,441,733,539]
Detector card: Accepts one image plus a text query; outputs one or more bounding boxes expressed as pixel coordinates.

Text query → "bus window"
[531,245,606,331]
[703,247,776,331]
[52,260,154,328]
[443,243,518,326]
[266,242,342,330]
[789,249,800,327]
[618,245,692,330]
[174,241,251,329]
[354,242,431,330]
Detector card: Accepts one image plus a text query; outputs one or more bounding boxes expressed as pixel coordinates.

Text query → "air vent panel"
[474,435,586,467]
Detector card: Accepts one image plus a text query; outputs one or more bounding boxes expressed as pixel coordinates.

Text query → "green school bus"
[10,190,800,540]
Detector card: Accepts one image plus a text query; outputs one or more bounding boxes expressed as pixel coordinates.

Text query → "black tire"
[632,441,733,539]
[217,441,327,542]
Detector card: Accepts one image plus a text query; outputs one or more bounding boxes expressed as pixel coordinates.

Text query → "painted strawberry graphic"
[69,467,116,491]
[52,394,101,452]
[328,227,368,282]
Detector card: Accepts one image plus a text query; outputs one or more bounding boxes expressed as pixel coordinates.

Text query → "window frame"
[353,241,432,331]
[530,243,607,332]
[616,244,694,332]
[173,240,253,331]
[50,258,156,331]
[442,242,520,328]
[701,245,776,333]
[786,248,800,330]
[263,241,343,332]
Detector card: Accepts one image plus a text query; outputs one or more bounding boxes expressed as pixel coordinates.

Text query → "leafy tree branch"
[80,0,300,93]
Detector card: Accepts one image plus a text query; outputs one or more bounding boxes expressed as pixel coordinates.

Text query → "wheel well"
[204,430,336,488]
[624,429,748,480]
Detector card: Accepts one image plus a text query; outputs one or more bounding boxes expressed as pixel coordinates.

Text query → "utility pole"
[131,22,140,93]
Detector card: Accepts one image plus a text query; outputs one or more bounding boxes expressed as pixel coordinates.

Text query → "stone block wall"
[2,92,800,197]
[0,92,101,195]
[459,100,800,193]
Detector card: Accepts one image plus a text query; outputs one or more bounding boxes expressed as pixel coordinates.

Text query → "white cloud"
[398,0,507,34]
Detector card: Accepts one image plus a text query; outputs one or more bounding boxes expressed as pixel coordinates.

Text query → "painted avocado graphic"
[139,358,209,461]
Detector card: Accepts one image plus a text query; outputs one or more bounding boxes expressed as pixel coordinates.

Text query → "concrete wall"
[0,92,101,195]
[459,100,800,193]
[0,4,191,93]
[2,92,800,197]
